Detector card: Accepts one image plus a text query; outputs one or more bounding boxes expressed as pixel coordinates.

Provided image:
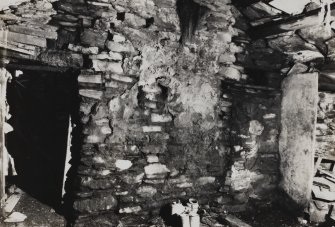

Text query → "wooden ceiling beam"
[233,0,272,8]
[5,63,69,72]
[249,3,335,40]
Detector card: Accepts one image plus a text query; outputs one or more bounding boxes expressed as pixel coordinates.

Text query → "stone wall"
[52,0,243,225]
[316,91,335,159]
[279,72,318,209]
[223,83,281,208]
[219,2,284,210]
[0,0,288,225]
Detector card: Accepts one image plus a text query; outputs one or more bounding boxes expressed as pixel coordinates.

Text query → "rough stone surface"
[279,73,318,208]
[226,84,281,204]
[136,186,157,197]
[62,0,240,219]
[316,92,335,159]
[73,195,118,214]
[0,0,286,225]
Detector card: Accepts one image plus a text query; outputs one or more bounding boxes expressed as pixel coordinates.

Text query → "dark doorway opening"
[5,69,78,211]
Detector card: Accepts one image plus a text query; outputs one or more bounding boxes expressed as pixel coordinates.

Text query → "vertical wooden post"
[0,68,10,212]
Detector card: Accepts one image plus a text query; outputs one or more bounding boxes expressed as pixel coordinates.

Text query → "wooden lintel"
[249,3,335,40]
[6,64,69,72]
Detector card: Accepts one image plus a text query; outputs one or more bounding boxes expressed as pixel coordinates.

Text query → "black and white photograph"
[0,0,333,226]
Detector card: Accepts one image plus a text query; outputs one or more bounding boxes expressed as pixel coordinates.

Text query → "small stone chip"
[119,206,142,214]
[142,126,162,133]
[196,177,216,186]
[144,163,170,175]
[151,113,172,123]
[147,155,159,163]
[136,186,157,197]
[115,160,133,171]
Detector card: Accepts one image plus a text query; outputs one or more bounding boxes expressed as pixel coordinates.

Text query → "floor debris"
[3,189,23,213]
[0,187,66,227]
[224,214,252,227]
[4,212,27,223]
[312,185,335,202]
[313,177,335,191]
[307,156,335,224]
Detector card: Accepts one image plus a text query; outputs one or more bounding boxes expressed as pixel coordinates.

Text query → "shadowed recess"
[176,0,208,43]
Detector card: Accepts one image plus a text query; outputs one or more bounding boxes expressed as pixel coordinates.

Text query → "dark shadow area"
[61,71,82,225]
[159,203,182,227]
[319,72,335,92]
[62,106,83,225]
[237,200,305,227]
[237,198,333,227]
[6,69,78,211]
[176,0,208,43]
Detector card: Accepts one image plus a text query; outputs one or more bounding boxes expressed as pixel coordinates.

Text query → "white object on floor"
[180,213,191,227]
[4,212,27,223]
[171,201,185,215]
[189,214,200,227]
[3,192,22,213]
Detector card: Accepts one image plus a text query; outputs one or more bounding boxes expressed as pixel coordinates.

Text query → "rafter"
[233,0,272,8]
[249,3,335,40]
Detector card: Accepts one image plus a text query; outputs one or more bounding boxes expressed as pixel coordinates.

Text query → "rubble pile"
[306,91,335,224]
[308,157,335,223]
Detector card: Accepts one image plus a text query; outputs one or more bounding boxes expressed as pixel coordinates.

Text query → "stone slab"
[279,72,318,208]
[0,30,47,48]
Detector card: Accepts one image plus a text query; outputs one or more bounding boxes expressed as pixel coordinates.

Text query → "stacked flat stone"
[0,0,56,61]
[0,0,87,69]
[50,0,245,225]
[218,81,282,212]
[0,0,283,225]
[316,92,335,158]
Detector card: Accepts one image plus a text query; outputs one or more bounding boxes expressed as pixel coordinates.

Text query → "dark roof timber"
[5,63,69,72]
[233,0,272,8]
[249,3,335,40]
